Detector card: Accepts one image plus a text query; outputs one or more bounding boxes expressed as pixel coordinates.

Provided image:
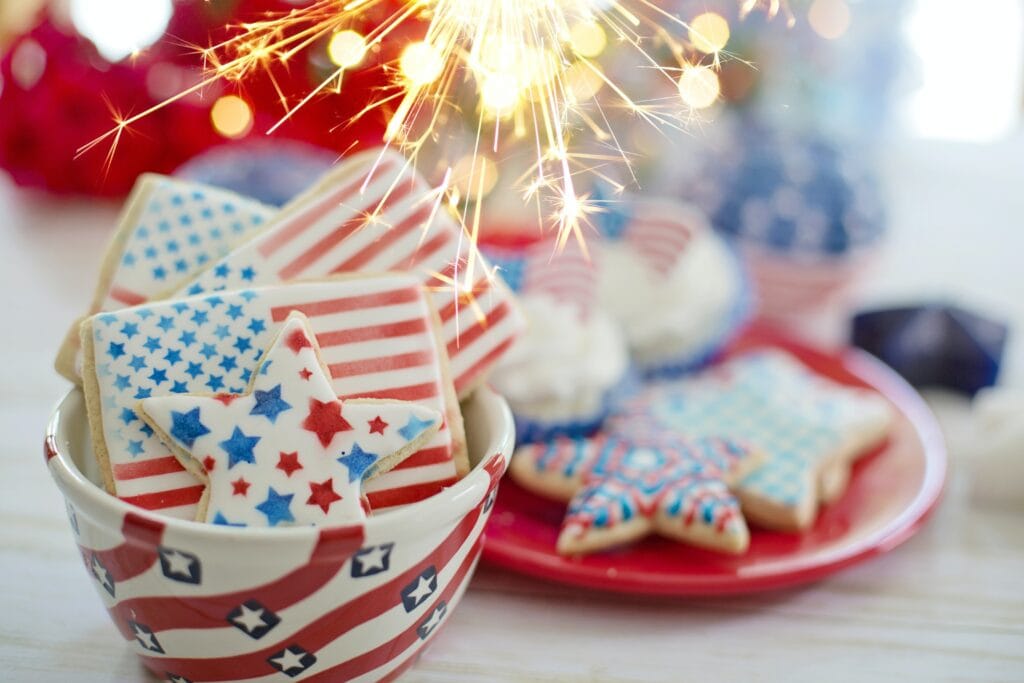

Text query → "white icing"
[489,297,628,422]
[597,229,742,367]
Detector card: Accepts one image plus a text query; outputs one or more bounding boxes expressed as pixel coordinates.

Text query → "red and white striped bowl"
[45,387,514,683]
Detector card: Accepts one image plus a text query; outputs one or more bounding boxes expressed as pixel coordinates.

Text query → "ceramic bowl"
[46,387,514,683]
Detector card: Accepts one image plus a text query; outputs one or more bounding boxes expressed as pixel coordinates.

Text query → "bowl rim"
[46,385,514,542]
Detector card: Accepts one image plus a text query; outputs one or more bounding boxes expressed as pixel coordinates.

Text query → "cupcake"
[485,238,633,444]
[689,122,886,322]
[594,196,751,379]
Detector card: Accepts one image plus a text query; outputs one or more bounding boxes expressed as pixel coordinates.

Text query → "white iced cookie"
[490,296,628,425]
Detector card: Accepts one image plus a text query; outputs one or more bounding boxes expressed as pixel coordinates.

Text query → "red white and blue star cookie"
[510,432,761,555]
[611,350,894,531]
[138,313,441,527]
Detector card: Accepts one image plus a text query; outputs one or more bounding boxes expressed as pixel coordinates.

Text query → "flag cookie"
[611,350,894,531]
[511,432,760,555]
[80,275,466,520]
[139,314,441,527]
[55,175,273,381]
[174,147,525,397]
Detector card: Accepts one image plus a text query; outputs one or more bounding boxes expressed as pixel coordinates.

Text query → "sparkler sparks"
[80,0,787,298]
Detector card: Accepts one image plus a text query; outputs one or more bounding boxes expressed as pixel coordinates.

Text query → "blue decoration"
[169,408,211,448]
[337,443,379,482]
[249,384,292,423]
[219,427,260,468]
[175,140,336,207]
[255,487,296,526]
[852,304,1008,396]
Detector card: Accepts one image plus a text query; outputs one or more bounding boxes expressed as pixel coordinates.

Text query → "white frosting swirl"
[490,297,629,422]
[597,230,742,368]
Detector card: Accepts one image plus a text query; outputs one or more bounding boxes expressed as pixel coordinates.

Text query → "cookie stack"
[57,148,526,528]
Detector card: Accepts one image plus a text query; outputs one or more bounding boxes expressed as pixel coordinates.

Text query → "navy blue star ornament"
[852,304,1008,396]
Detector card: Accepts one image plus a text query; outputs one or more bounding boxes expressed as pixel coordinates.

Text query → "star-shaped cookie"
[139,313,442,527]
[611,350,893,531]
[510,432,761,555]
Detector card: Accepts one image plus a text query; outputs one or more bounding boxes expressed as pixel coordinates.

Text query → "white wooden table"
[2,136,1023,682]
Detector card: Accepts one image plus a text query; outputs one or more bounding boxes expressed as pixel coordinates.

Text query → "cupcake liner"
[512,364,643,445]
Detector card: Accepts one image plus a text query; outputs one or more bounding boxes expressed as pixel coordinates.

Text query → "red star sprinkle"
[285,328,313,354]
[202,455,216,472]
[298,368,313,381]
[276,451,303,477]
[307,478,343,514]
[368,416,389,435]
[302,398,353,447]
[231,477,251,496]
[213,393,238,406]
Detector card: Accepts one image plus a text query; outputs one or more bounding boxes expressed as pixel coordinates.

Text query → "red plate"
[481,324,947,595]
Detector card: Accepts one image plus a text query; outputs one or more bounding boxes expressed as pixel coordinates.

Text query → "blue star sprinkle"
[219,427,260,468]
[398,414,435,441]
[207,375,225,392]
[248,319,266,335]
[143,337,162,352]
[129,355,147,371]
[191,310,209,325]
[157,316,175,332]
[148,368,168,385]
[255,488,295,526]
[108,342,126,359]
[120,322,139,339]
[184,362,204,379]
[178,330,197,347]
[127,440,144,456]
[337,443,379,482]
[250,384,292,423]
[119,408,137,425]
[169,408,210,448]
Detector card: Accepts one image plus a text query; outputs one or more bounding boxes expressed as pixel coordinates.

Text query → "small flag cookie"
[139,314,441,527]
[55,175,272,381]
[80,275,466,520]
[174,147,525,397]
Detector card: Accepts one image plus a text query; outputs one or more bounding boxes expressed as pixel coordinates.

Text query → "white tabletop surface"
[2,135,1023,682]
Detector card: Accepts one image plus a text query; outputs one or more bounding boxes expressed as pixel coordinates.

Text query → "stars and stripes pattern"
[102,176,272,310]
[56,176,272,381]
[85,276,464,520]
[175,148,525,397]
[511,432,758,555]
[56,451,507,683]
[484,237,596,318]
[139,315,441,527]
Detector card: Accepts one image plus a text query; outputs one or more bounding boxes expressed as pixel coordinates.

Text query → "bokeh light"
[211,95,254,139]
[689,12,730,54]
[452,154,499,200]
[808,0,851,41]
[570,21,607,58]
[677,64,720,109]
[327,30,368,69]
[400,41,444,86]
[69,0,172,62]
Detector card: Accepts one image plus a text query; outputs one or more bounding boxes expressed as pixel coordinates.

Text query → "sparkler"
[80,0,786,303]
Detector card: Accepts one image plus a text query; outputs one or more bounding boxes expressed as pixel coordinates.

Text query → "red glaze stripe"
[259,158,395,258]
[302,544,482,682]
[113,455,185,480]
[445,301,510,356]
[453,336,516,395]
[278,180,417,280]
[389,446,453,470]
[271,287,421,321]
[138,502,483,681]
[315,318,429,346]
[435,278,492,324]
[338,381,439,402]
[119,485,204,510]
[109,524,364,633]
[402,230,455,270]
[331,204,434,273]
[108,285,147,306]
[327,349,436,378]
[366,477,459,509]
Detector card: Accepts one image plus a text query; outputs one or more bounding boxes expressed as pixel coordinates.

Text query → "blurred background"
[1,0,1022,387]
